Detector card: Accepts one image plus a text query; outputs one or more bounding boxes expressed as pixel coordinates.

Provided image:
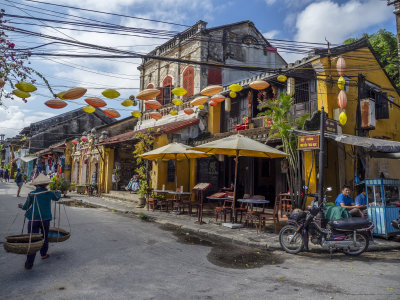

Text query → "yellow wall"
[208,103,221,134]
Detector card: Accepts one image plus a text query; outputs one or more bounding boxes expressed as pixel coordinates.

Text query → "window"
[375,92,389,119]
[162,76,173,105]
[167,160,175,182]
[182,67,194,98]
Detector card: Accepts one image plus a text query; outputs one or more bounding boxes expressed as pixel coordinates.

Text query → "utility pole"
[388,1,400,76]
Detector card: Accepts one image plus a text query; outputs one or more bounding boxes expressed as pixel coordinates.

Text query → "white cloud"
[265,0,277,5]
[263,30,280,39]
[295,0,392,43]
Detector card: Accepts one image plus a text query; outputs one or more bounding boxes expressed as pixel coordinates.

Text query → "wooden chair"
[215,198,233,223]
[183,189,200,215]
[259,196,280,233]
[279,194,293,220]
[244,195,266,228]
[146,189,156,211]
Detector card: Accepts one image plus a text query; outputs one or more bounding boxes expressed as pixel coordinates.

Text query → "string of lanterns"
[336,56,347,126]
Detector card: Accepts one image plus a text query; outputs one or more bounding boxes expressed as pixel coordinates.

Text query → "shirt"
[355,193,367,206]
[335,193,353,206]
[22,188,61,221]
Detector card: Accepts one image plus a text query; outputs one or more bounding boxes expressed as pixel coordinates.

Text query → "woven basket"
[3,239,44,255]
[6,234,43,243]
[48,227,70,243]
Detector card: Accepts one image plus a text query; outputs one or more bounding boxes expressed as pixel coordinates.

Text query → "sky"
[0,0,396,138]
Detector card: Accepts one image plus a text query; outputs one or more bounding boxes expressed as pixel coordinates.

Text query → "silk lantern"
[150,112,162,120]
[145,100,162,109]
[85,97,106,107]
[83,105,96,113]
[339,111,347,126]
[197,104,204,110]
[121,99,134,107]
[102,89,120,99]
[184,108,194,115]
[45,99,67,109]
[337,90,347,109]
[131,111,142,118]
[286,77,295,97]
[13,89,30,98]
[225,98,231,112]
[229,91,237,98]
[229,83,243,92]
[338,76,345,90]
[136,88,160,100]
[209,100,217,107]
[103,108,120,118]
[277,75,287,82]
[249,80,269,90]
[170,110,178,116]
[172,98,183,105]
[72,139,79,145]
[200,85,223,96]
[171,87,187,97]
[62,87,87,100]
[336,56,346,76]
[211,94,225,103]
[15,82,37,92]
[81,136,88,142]
[191,96,208,106]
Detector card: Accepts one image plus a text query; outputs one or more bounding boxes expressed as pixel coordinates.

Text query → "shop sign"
[325,118,338,134]
[298,135,320,150]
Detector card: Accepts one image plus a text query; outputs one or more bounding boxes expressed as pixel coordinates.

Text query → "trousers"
[26,220,50,266]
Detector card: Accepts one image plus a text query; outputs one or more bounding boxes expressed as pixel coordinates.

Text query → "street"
[1,182,399,300]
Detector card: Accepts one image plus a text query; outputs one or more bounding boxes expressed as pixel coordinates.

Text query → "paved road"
[1,182,399,300]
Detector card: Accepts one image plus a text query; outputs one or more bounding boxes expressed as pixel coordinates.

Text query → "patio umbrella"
[192,134,287,222]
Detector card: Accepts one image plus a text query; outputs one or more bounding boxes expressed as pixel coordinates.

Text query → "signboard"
[298,135,320,150]
[325,118,338,134]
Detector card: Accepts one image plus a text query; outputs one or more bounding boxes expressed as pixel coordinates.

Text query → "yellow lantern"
[83,105,96,113]
[338,76,345,90]
[225,98,231,112]
[171,87,187,97]
[229,83,243,92]
[13,89,30,98]
[172,98,183,105]
[197,104,204,110]
[277,75,287,82]
[229,91,237,98]
[131,110,142,118]
[102,89,120,99]
[56,92,66,100]
[339,111,347,126]
[287,77,295,97]
[169,109,178,116]
[121,99,134,107]
[15,82,37,92]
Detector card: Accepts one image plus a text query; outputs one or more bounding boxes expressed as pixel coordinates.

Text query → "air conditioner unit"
[361,98,376,129]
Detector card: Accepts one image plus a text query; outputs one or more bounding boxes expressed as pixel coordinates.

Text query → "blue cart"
[365,178,400,238]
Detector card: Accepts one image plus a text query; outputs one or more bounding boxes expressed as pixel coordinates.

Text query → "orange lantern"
[249,80,269,90]
[0,78,5,88]
[184,108,194,115]
[191,96,208,106]
[136,88,161,100]
[336,56,346,76]
[337,90,347,109]
[103,108,120,118]
[209,100,217,107]
[85,97,106,107]
[200,85,223,96]
[211,94,225,103]
[62,87,87,100]
[144,100,162,110]
[45,99,67,109]
[150,112,162,120]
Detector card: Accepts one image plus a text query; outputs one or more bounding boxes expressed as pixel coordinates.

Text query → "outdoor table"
[237,199,270,213]
[206,196,233,207]
[152,190,174,211]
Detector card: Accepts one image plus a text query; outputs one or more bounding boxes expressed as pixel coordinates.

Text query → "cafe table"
[237,199,270,212]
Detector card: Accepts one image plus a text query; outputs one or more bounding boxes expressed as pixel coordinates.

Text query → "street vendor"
[18,174,61,270]
[335,184,364,218]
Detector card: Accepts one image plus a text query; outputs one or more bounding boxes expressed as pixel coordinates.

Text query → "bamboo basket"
[6,234,43,243]
[3,239,44,255]
[48,227,70,243]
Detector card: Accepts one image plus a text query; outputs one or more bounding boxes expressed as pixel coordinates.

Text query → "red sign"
[298,135,320,150]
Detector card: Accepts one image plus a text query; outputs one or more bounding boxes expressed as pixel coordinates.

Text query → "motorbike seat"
[329,217,371,230]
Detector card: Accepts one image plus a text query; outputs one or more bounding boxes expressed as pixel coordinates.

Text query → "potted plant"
[49,177,71,197]
[137,180,149,207]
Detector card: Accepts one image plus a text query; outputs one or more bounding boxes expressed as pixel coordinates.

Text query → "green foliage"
[345,30,399,89]
[139,212,148,221]
[49,176,71,192]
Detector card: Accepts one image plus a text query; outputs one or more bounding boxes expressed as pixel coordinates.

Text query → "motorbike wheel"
[279,225,304,254]
[343,232,369,256]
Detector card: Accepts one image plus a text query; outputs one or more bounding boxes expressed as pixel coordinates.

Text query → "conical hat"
[31,174,51,185]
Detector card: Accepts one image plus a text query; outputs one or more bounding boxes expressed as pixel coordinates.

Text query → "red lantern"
[85,97,106,107]
[209,100,217,107]
[184,108,194,115]
[257,93,261,98]
[145,100,162,110]
[103,108,120,118]
[81,136,88,142]
[45,99,67,109]
[337,90,347,109]
[336,56,346,76]
[210,94,225,103]
[72,139,79,145]
[150,112,162,120]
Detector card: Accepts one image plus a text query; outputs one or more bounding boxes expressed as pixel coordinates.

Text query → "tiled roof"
[98,118,200,146]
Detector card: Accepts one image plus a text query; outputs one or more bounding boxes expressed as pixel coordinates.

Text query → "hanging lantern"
[184,108,194,115]
[338,76,345,90]
[286,77,295,97]
[72,139,79,145]
[131,110,142,118]
[209,100,217,107]
[229,91,237,98]
[339,111,347,126]
[337,90,347,109]
[197,104,204,110]
[81,136,88,142]
[13,89,30,99]
[85,97,106,108]
[103,108,120,118]
[171,87,187,97]
[136,88,160,100]
[191,96,208,106]
[229,83,243,92]
[211,94,225,103]
[144,100,162,110]
[56,91,66,100]
[83,105,96,113]
[277,75,287,83]
[169,109,178,116]
[336,56,346,76]
[121,99,134,107]
[150,112,162,120]
[200,85,223,96]
[15,82,37,92]
[249,80,269,90]
[62,87,87,100]
[0,78,5,88]
[45,99,67,109]
[225,98,231,112]
[172,98,183,105]
[102,89,120,99]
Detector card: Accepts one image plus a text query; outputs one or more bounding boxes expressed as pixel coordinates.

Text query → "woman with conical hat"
[18,174,61,270]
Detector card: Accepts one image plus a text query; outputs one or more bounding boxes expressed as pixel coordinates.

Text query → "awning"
[20,155,38,162]
[325,133,400,153]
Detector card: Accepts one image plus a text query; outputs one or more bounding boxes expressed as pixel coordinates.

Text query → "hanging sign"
[325,118,338,134]
[298,135,320,150]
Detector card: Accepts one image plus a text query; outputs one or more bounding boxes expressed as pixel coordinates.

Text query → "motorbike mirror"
[326,187,332,192]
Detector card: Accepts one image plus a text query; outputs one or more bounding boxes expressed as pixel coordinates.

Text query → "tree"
[344,29,399,88]
[258,93,309,209]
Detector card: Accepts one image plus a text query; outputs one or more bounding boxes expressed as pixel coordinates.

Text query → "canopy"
[19,155,37,162]
[140,142,212,160]
[191,134,287,158]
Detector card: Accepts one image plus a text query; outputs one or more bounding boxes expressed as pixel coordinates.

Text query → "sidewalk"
[67,192,400,252]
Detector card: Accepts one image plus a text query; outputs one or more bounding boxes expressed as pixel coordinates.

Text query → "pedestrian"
[4,168,9,182]
[18,174,61,270]
[0,166,3,182]
[15,168,26,197]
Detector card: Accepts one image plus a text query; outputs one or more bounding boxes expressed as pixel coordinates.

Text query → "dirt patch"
[59,200,98,208]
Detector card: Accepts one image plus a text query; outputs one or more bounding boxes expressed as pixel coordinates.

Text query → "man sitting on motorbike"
[335,185,364,218]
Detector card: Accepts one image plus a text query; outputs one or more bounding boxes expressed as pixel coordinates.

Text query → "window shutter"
[182,67,194,98]
[375,92,389,119]
[208,67,222,85]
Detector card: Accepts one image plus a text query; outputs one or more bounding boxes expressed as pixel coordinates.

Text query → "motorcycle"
[279,187,374,257]
[390,204,400,229]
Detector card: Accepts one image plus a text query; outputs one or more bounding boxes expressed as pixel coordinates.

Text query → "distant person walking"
[0,166,3,182]
[15,168,26,197]
[4,168,9,182]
